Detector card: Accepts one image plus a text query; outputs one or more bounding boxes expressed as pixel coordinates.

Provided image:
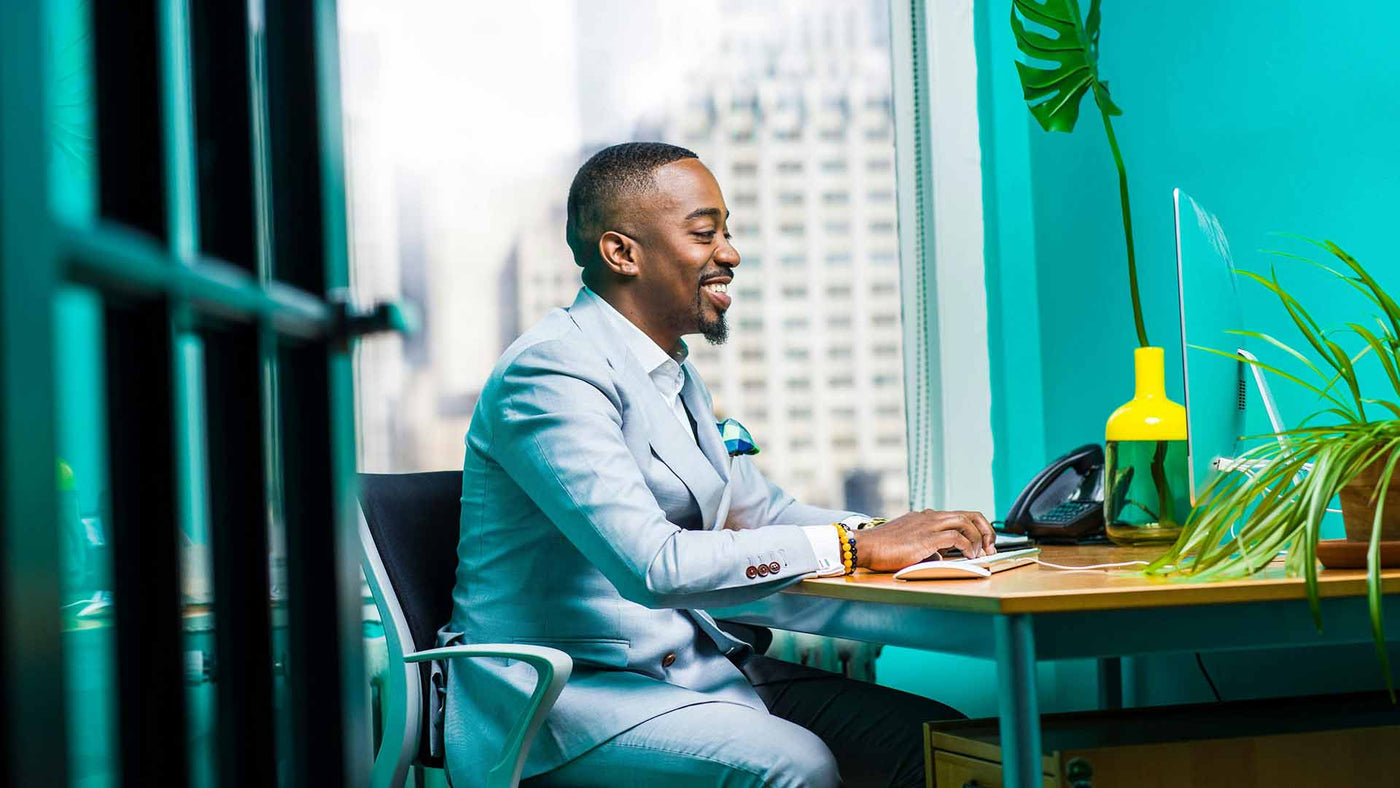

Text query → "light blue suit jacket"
[439,288,855,783]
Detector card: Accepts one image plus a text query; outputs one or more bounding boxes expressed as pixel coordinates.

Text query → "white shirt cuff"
[801,525,847,577]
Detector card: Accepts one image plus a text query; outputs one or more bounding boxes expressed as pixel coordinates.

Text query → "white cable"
[1032,558,1150,571]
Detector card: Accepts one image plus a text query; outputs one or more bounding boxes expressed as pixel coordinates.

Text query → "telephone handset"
[1002,443,1106,543]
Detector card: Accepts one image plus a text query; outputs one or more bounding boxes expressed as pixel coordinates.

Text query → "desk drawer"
[932,751,1054,788]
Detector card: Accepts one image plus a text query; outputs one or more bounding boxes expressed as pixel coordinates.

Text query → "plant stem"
[1099,110,1150,348]
[1150,440,1176,526]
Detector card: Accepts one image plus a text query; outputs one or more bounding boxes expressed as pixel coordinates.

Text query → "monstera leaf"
[1011,0,1149,350]
[1011,0,1121,133]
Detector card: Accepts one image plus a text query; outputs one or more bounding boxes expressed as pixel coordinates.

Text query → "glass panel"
[189,0,256,270]
[92,0,167,240]
[200,324,280,785]
[341,0,907,513]
[54,286,118,787]
[264,2,326,293]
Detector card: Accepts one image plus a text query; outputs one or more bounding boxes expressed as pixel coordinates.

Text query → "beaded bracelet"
[833,522,857,575]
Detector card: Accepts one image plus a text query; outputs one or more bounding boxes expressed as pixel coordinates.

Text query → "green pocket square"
[717,418,760,456]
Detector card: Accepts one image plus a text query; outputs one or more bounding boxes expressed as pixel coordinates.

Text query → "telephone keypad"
[1039,501,1099,524]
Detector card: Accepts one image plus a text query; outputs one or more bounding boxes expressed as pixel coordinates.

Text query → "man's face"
[627,159,740,344]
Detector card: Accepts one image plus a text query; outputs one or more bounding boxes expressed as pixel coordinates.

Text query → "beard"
[692,285,728,344]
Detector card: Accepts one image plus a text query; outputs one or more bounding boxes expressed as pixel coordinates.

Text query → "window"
[870,220,896,234]
[344,0,908,519]
[827,284,853,298]
[784,348,810,361]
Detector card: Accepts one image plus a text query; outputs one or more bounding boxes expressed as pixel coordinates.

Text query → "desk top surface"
[783,544,1400,615]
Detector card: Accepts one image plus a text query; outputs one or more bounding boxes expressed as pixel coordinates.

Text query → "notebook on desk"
[893,547,1041,581]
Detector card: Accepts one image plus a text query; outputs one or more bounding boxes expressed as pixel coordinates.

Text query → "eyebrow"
[683,207,729,222]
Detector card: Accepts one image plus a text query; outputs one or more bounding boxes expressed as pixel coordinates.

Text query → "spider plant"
[1146,240,1400,696]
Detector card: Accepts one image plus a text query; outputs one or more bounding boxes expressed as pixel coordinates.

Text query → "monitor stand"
[1210,348,1288,475]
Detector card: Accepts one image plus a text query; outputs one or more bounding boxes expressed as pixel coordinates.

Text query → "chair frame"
[359,505,572,788]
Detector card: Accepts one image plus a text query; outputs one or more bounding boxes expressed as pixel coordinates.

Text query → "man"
[439,142,996,787]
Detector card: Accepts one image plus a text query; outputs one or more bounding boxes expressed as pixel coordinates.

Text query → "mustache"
[698,271,731,286]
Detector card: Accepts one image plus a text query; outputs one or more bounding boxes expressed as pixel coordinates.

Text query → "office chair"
[358,471,571,788]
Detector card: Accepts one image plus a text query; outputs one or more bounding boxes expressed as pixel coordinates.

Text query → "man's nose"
[715,237,740,267]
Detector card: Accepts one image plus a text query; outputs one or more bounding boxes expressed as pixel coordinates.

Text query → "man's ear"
[598,231,641,279]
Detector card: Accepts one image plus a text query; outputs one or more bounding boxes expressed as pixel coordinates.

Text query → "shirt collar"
[582,286,689,376]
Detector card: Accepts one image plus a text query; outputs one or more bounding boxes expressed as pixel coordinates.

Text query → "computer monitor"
[1174,188,1283,504]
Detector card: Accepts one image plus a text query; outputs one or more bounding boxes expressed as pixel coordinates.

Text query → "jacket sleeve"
[486,341,820,610]
[723,455,863,530]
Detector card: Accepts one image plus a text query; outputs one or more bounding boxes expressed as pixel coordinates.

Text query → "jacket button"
[768,562,781,574]
[745,566,758,579]
[757,564,770,577]
[662,653,676,668]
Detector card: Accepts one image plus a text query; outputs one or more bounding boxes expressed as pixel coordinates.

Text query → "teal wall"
[1000,0,1400,475]
[878,0,1400,710]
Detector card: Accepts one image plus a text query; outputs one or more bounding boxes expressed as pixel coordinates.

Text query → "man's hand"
[853,510,995,572]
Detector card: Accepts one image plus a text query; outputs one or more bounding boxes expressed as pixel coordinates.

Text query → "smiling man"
[437,143,995,787]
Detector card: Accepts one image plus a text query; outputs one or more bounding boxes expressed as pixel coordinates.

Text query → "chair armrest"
[404,644,572,788]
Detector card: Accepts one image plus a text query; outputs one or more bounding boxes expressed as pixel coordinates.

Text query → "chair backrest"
[359,470,463,770]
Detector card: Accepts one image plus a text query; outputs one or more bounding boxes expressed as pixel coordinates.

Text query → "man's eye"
[694,231,716,241]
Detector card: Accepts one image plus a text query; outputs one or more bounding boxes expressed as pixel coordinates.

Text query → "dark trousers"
[740,655,963,788]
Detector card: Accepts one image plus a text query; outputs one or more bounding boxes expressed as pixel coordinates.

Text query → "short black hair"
[565,142,699,268]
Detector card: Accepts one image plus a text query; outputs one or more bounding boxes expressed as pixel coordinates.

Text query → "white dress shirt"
[583,287,849,576]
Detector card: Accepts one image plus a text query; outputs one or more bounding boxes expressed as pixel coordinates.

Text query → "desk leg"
[995,614,1041,788]
[1097,656,1123,710]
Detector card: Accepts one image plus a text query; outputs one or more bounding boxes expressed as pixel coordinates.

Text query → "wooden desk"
[710,545,1400,788]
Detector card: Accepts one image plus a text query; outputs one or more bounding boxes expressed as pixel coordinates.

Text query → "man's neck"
[588,286,684,358]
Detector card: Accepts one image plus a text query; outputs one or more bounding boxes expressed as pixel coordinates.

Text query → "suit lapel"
[681,365,730,482]
[567,290,727,529]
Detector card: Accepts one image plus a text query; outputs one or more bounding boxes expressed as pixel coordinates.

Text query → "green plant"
[1010,0,1144,347]
[1011,0,1178,526]
[1147,241,1400,696]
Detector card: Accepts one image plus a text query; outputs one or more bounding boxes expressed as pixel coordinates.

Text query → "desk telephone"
[1001,443,1106,543]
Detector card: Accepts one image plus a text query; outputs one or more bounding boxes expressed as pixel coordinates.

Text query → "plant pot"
[1339,458,1400,543]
